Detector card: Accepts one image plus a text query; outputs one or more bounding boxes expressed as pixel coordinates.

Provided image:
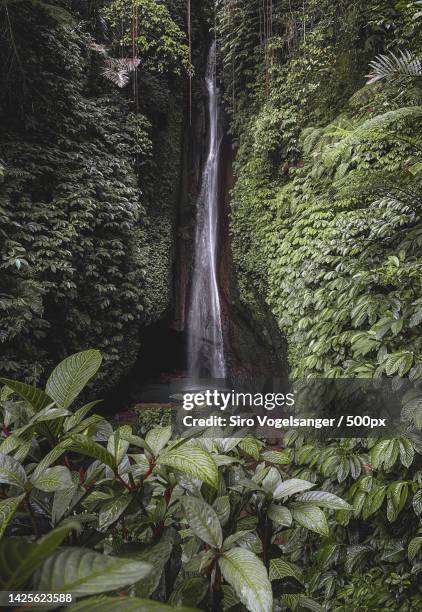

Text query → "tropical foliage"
[0,351,353,610]
[215,0,422,608]
[0,0,200,387]
[1,0,422,609]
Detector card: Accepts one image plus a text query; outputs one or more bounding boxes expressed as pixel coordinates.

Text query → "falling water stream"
[187,42,226,380]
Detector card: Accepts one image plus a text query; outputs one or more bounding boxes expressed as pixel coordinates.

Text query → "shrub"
[0,350,351,610]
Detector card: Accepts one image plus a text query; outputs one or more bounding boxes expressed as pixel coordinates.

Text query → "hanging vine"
[261,0,273,94]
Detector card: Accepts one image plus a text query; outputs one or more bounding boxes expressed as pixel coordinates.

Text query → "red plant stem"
[142,463,156,483]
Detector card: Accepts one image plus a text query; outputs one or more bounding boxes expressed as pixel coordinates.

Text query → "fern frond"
[101,58,141,88]
[321,107,422,168]
[366,50,422,85]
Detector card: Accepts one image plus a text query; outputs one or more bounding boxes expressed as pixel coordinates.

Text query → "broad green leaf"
[0,379,52,412]
[98,495,131,531]
[183,549,214,572]
[414,490,422,516]
[269,558,303,582]
[32,406,70,423]
[145,426,172,457]
[398,437,414,468]
[0,494,25,540]
[219,547,272,612]
[261,450,291,465]
[213,496,230,526]
[11,406,68,440]
[31,466,73,492]
[158,445,218,489]
[182,497,222,549]
[409,537,422,561]
[223,530,255,552]
[387,482,408,522]
[120,430,153,454]
[64,401,103,432]
[46,350,102,409]
[316,543,339,569]
[68,597,198,611]
[267,504,292,526]
[34,547,152,595]
[65,434,115,468]
[0,435,21,456]
[273,478,315,500]
[222,585,240,609]
[362,486,386,519]
[238,438,262,461]
[214,454,242,467]
[344,545,372,573]
[169,576,208,607]
[291,503,329,536]
[32,439,73,480]
[223,531,262,554]
[126,537,174,598]
[0,453,27,489]
[370,439,397,470]
[262,467,282,493]
[52,475,80,525]
[107,427,130,465]
[295,491,352,510]
[0,522,79,589]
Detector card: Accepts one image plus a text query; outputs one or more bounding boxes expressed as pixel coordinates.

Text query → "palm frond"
[101,58,141,88]
[366,49,422,85]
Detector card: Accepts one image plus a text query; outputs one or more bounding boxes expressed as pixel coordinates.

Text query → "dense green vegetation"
[218,0,422,379]
[1,0,422,610]
[0,0,207,387]
[216,0,422,608]
[0,350,353,610]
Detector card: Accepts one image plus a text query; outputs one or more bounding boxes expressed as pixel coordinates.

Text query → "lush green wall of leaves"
[217,0,422,378]
[0,0,201,387]
[217,1,422,607]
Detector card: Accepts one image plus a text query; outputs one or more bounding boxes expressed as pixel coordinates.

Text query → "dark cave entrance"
[102,321,188,413]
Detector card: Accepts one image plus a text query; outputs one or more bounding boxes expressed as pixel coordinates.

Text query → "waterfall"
[187,42,226,380]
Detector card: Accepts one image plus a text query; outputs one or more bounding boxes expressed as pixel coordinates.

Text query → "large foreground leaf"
[273,479,315,500]
[295,491,352,510]
[291,503,329,536]
[0,523,79,589]
[31,466,73,492]
[158,445,218,488]
[46,350,102,409]
[267,504,292,527]
[219,547,272,612]
[145,426,172,457]
[68,597,198,611]
[182,497,223,549]
[34,547,152,595]
[269,559,303,582]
